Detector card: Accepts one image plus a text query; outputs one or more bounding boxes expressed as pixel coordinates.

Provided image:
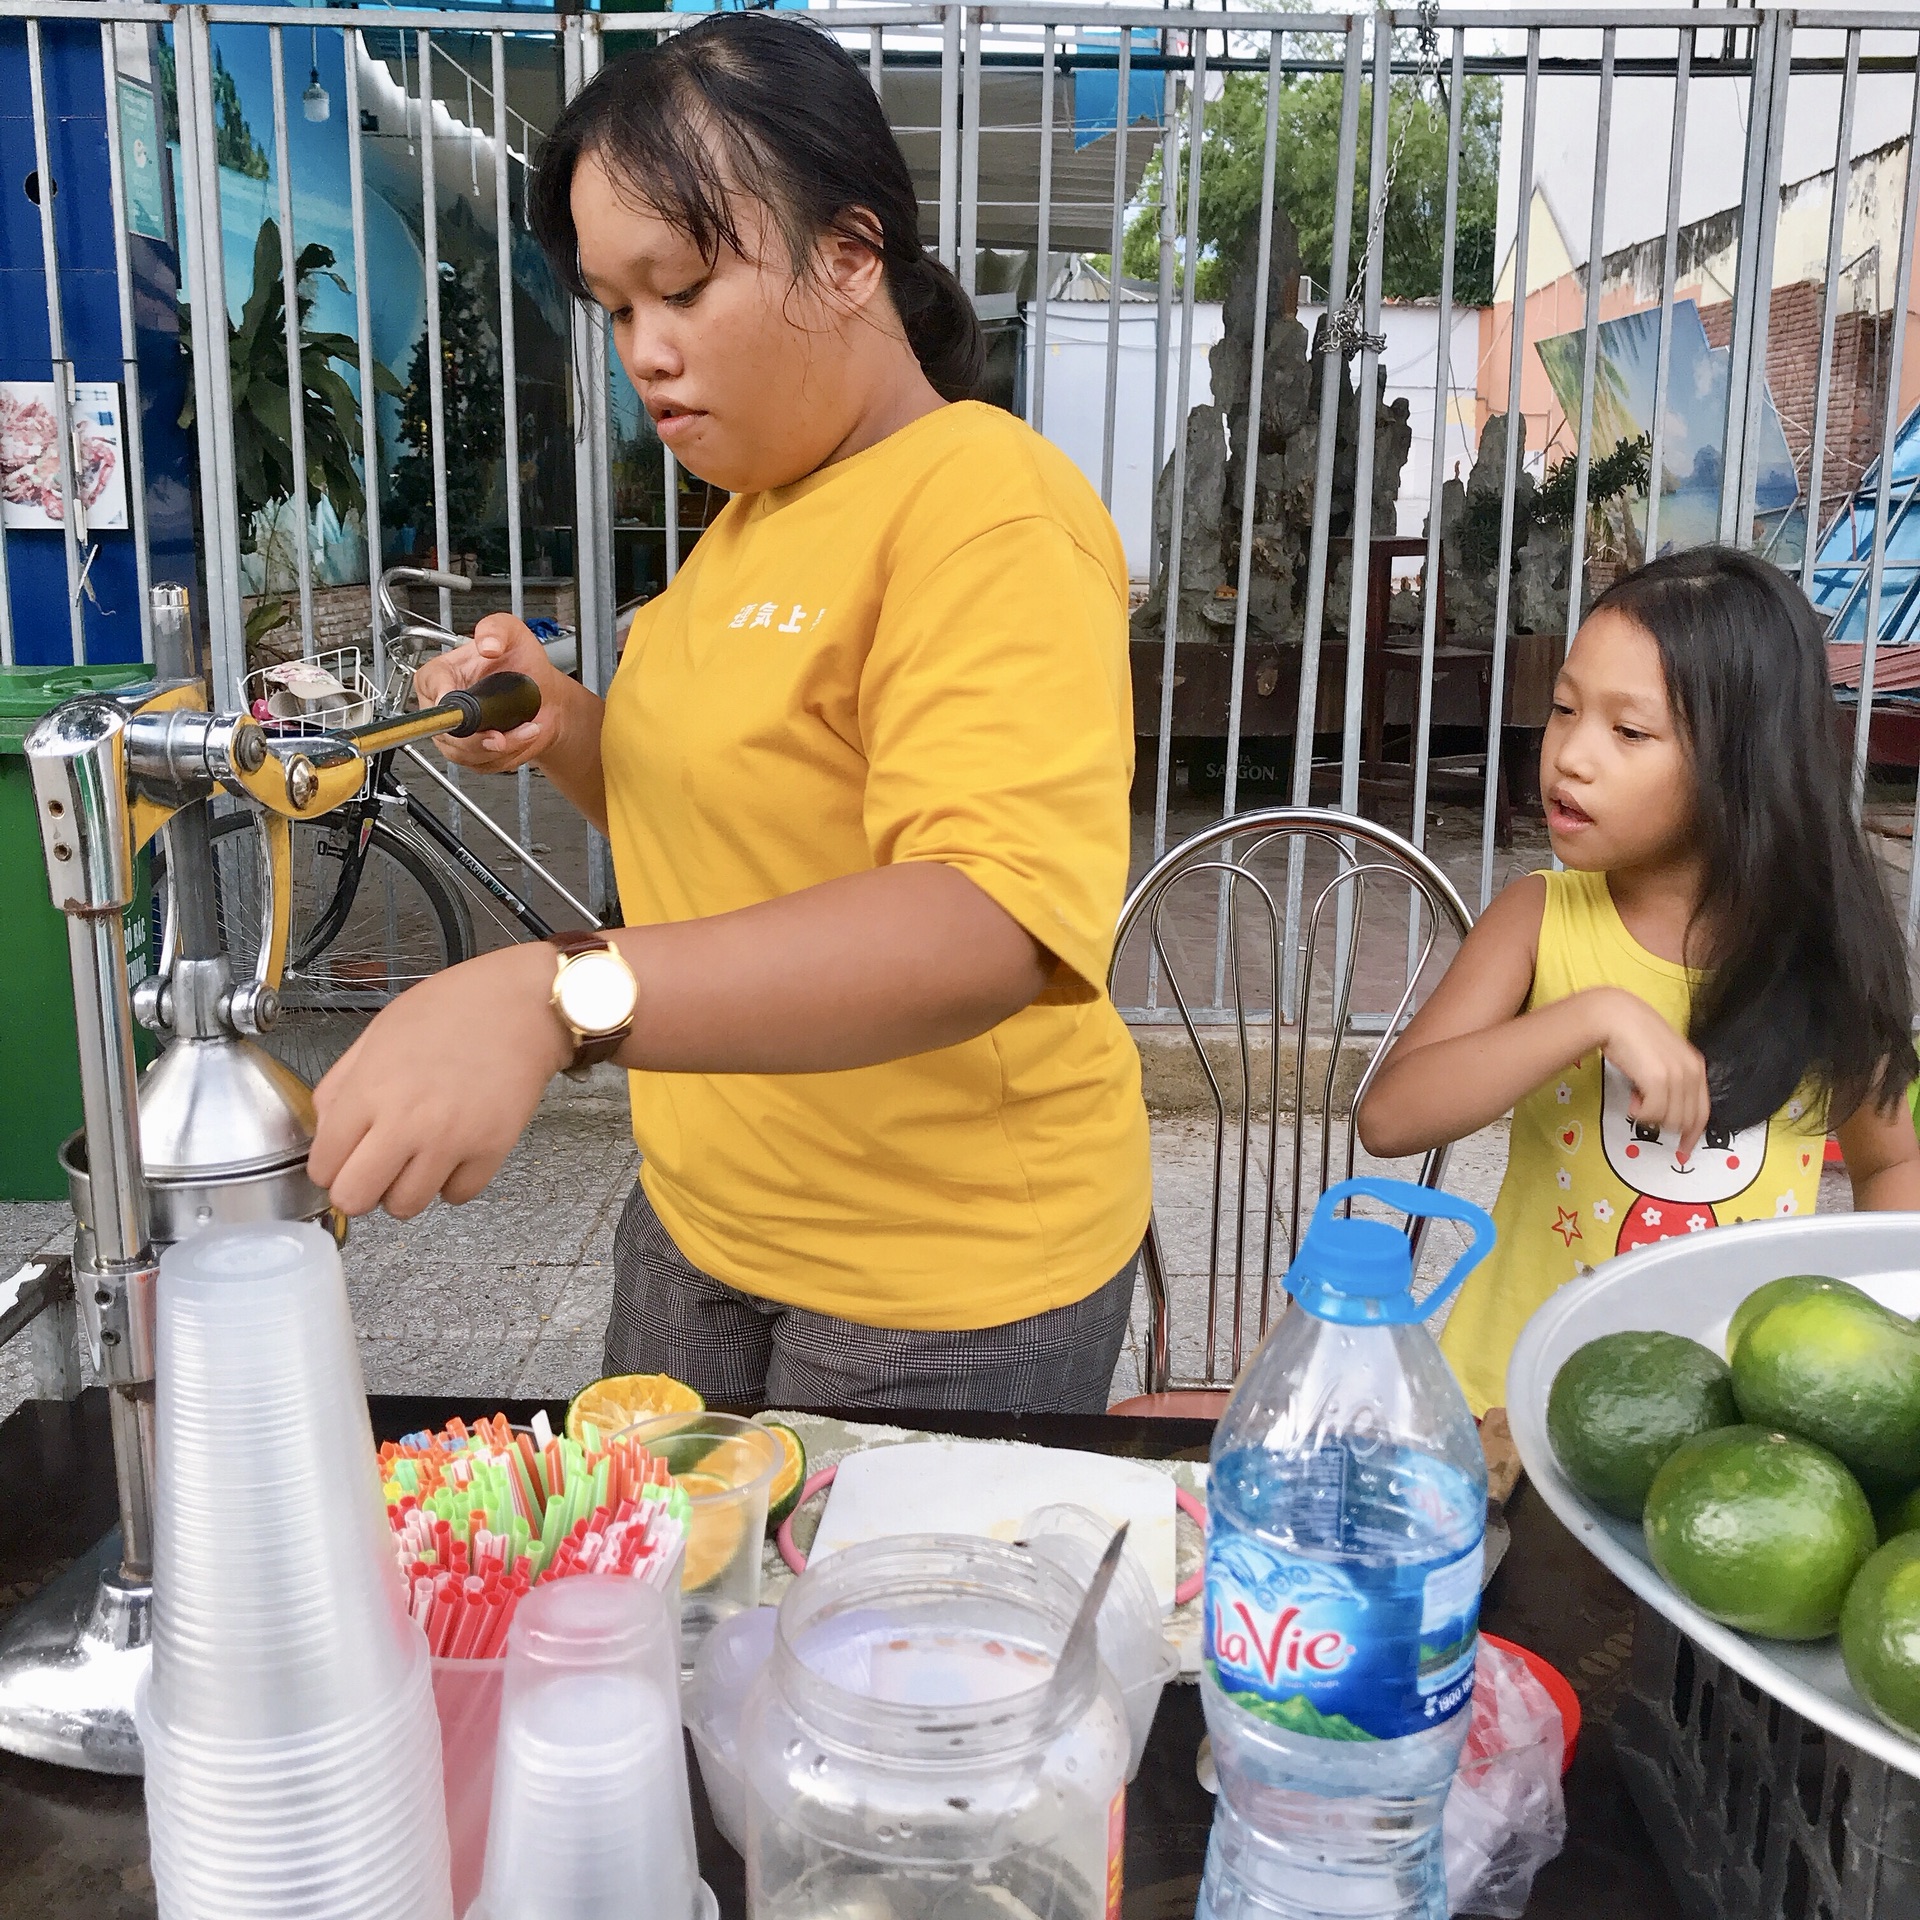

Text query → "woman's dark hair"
[528,12,982,401]
[1590,544,1917,1130]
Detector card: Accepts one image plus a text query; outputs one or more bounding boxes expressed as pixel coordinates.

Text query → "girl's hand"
[413,614,567,773]
[309,943,572,1217]
[1589,986,1711,1157]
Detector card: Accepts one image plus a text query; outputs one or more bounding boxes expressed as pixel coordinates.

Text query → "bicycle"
[153,567,601,1083]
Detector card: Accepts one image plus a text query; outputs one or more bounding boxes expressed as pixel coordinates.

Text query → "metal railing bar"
[1148,62,1175,595]
[345,32,386,689]
[938,4,960,269]
[181,8,246,702]
[1802,28,1860,598]
[1098,24,1134,508]
[1029,23,1056,432]
[1210,32,1284,1010]
[1149,25,1207,870]
[1717,11,1774,546]
[1735,13,1791,545]
[1281,17,1363,1023]
[1478,26,1538,913]
[269,26,317,665]
[26,18,88,665]
[1852,34,1920,825]
[960,5,982,292]
[1563,27,1614,641]
[99,22,154,661]
[417,29,453,633]
[1408,24,1466,986]
[1338,16,1392,821]
[1643,26,1689,562]
[490,27,533,856]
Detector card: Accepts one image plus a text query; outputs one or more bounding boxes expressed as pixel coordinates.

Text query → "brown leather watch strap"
[550,932,634,1072]
[550,929,615,962]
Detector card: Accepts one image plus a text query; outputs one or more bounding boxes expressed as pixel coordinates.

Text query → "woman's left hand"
[310,944,572,1217]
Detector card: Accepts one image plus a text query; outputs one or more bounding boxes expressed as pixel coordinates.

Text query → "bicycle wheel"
[154,809,474,1085]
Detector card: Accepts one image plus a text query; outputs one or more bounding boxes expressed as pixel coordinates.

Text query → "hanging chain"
[1322,1,1443,359]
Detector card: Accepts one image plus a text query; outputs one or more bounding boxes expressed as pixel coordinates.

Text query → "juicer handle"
[1316,1177,1497,1319]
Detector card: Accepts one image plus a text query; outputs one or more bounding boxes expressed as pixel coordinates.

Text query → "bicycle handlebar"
[339,671,542,759]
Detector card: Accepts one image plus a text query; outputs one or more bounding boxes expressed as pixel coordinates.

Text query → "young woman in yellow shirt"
[308,12,1151,1412]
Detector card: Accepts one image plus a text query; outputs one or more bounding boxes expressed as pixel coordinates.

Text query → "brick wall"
[244,578,580,677]
[1697,281,1892,512]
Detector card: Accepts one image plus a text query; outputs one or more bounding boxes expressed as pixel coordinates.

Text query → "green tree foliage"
[1121,69,1501,306]
[389,261,506,550]
[154,43,269,181]
[178,219,397,529]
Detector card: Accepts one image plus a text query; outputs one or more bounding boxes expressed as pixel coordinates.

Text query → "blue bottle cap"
[1286,1178,1497,1326]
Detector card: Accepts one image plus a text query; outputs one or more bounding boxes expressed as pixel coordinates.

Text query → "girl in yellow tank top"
[1358,548,1920,1417]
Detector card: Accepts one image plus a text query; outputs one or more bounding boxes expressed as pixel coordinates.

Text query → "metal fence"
[5,1,1920,1017]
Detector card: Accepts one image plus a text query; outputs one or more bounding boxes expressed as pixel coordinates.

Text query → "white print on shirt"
[729,602,830,631]
[1597,1060,1768,1256]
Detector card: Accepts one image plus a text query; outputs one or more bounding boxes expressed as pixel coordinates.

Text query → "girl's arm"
[412,616,612,833]
[1834,1086,1920,1211]
[1357,876,1715,1160]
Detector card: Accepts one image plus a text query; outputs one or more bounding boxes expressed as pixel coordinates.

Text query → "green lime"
[1731,1290,1920,1487]
[759,1420,807,1531]
[1547,1331,1739,1521]
[1644,1426,1876,1640]
[1874,1483,1920,1544]
[1842,1533,1920,1735]
[1725,1275,1849,1363]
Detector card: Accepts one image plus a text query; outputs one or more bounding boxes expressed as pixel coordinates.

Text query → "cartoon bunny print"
[1598,1061,1769,1255]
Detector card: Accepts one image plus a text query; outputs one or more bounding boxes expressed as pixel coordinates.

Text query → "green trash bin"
[0,666,160,1201]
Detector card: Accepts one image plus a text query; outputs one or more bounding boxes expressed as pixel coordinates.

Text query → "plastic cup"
[150,1223,419,1740]
[470,1576,711,1920]
[1020,1503,1177,1781]
[618,1412,779,1671]
[139,1224,453,1920]
[683,1604,779,1853]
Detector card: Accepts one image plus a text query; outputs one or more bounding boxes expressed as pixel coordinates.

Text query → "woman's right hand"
[1588,986,1711,1156]
[413,613,566,773]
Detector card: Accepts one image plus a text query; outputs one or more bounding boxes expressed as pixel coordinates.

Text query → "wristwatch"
[549,931,638,1078]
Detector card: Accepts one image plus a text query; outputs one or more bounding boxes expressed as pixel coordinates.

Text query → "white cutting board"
[809,1441,1179,1614]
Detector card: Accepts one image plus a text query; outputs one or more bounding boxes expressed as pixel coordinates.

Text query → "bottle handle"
[1315,1176,1497,1319]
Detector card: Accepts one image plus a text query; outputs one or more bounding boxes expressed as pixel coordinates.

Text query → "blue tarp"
[1071,30,1160,150]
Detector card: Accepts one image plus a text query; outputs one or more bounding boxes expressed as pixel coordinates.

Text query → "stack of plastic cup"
[470,1575,716,1920]
[1020,1503,1181,1780]
[135,1222,452,1920]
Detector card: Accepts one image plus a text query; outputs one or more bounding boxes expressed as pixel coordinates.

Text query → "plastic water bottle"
[1197,1177,1495,1920]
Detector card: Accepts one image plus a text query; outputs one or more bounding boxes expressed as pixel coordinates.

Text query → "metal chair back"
[1109,808,1476,1394]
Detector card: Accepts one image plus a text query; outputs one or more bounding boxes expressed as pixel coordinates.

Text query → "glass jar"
[740,1536,1131,1920]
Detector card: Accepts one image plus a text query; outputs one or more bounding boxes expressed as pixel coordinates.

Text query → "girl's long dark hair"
[1591,545,1916,1130]
[528,12,983,401]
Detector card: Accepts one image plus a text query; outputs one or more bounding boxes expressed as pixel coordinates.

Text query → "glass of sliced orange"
[619,1409,781,1675]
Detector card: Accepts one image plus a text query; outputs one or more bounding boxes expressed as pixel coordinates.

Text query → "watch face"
[556,950,635,1036]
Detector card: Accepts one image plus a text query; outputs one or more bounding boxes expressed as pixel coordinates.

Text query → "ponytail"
[529,12,983,401]
[890,253,984,402]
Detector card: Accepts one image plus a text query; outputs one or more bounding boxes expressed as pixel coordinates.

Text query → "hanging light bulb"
[303,27,329,122]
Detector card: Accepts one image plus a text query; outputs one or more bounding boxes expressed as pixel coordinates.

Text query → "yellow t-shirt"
[600,401,1152,1329]
[1439,867,1826,1415]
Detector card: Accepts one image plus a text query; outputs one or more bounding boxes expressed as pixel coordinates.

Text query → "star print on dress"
[1551,1206,1583,1246]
